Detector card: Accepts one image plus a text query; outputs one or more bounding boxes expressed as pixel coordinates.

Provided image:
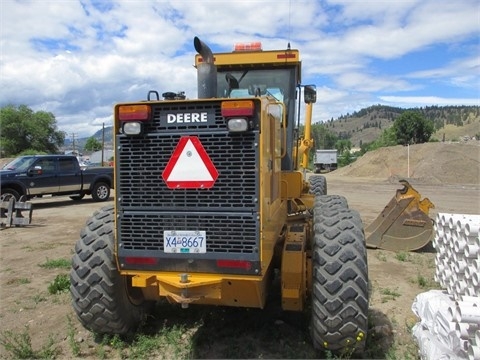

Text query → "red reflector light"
[216,260,252,270]
[234,42,262,51]
[125,257,157,265]
[118,105,151,121]
[221,100,254,117]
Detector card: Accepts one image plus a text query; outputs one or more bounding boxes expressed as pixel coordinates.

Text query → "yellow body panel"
[195,49,300,67]
[127,271,270,308]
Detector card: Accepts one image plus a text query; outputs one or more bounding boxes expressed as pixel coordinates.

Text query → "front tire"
[1,188,21,201]
[70,205,150,335]
[91,181,110,202]
[311,198,369,356]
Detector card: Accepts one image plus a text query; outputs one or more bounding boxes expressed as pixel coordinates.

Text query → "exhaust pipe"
[194,37,217,99]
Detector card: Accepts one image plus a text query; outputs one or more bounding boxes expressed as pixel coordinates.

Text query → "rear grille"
[116,102,258,211]
[119,212,258,253]
[116,101,261,274]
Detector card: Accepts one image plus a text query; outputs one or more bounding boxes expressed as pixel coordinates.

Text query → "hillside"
[322,105,480,148]
[332,142,480,185]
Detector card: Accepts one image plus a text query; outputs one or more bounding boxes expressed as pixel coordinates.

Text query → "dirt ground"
[0,142,479,359]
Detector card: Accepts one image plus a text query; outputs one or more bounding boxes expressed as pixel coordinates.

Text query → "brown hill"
[324,105,480,148]
[333,142,480,185]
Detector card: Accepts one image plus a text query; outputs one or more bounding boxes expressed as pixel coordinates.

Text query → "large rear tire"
[70,205,150,335]
[309,175,327,196]
[315,194,348,209]
[311,197,369,356]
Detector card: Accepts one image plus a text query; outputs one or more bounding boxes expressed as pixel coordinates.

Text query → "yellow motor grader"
[70,37,369,355]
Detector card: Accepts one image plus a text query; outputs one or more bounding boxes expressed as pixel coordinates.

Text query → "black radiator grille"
[118,212,258,254]
[116,102,259,211]
[115,101,261,273]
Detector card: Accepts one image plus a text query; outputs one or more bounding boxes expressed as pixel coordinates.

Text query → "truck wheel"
[70,205,151,335]
[309,175,327,196]
[91,182,110,202]
[311,199,369,356]
[1,188,20,201]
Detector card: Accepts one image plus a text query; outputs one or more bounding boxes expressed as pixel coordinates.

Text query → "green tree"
[310,123,338,149]
[393,111,434,145]
[366,127,397,152]
[335,139,352,154]
[0,104,65,156]
[84,137,102,152]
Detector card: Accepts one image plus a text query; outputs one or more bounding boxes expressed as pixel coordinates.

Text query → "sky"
[1,0,479,139]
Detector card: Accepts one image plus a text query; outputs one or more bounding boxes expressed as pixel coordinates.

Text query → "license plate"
[164,230,206,253]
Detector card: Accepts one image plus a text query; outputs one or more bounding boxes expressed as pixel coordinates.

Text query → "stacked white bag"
[412,213,480,360]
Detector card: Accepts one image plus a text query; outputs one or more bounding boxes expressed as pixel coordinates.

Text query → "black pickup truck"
[0,155,114,202]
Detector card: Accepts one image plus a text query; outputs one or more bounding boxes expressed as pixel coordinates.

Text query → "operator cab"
[220,69,289,103]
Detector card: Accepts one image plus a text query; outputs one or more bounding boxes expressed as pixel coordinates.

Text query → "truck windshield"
[2,157,36,171]
[217,68,295,104]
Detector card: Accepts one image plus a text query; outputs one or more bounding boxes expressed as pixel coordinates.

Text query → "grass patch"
[394,252,411,262]
[0,326,57,359]
[39,258,70,269]
[375,252,388,262]
[48,274,70,294]
[92,326,194,360]
[380,288,401,303]
[411,274,440,290]
[67,315,81,357]
[32,293,47,305]
[6,277,30,285]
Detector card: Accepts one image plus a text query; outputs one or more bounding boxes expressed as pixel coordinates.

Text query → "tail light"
[118,105,151,135]
[221,100,254,133]
[221,100,254,117]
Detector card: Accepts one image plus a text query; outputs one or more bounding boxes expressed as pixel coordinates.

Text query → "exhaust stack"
[194,37,217,99]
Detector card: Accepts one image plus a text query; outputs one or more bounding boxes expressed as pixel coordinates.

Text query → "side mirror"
[28,166,43,176]
[304,85,317,104]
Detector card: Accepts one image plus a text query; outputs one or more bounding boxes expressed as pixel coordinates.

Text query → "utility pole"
[72,133,77,155]
[101,123,105,166]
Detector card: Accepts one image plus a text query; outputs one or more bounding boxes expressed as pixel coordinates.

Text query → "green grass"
[380,288,401,303]
[0,326,57,359]
[6,278,30,285]
[394,252,411,262]
[48,274,70,294]
[39,258,70,270]
[411,274,440,290]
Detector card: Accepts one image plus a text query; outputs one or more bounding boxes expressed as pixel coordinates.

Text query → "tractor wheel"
[70,205,151,335]
[311,199,369,356]
[91,181,110,202]
[309,175,327,196]
[315,194,348,209]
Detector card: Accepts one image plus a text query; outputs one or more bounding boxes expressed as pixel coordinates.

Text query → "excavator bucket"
[365,179,435,251]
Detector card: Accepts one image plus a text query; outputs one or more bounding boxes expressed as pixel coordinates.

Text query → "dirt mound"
[333,142,480,185]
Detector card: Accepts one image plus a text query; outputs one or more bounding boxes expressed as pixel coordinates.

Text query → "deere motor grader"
[70,37,369,355]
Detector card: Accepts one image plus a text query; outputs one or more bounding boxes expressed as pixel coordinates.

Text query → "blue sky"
[1,0,479,138]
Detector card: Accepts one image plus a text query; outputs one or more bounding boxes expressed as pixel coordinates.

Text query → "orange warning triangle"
[162,136,218,189]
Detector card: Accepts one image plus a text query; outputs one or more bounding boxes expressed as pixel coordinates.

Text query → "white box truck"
[314,149,338,173]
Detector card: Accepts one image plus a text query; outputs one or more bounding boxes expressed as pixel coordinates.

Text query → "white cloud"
[0,0,478,138]
[379,96,480,107]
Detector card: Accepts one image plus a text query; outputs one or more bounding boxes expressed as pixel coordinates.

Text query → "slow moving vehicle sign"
[162,136,218,189]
